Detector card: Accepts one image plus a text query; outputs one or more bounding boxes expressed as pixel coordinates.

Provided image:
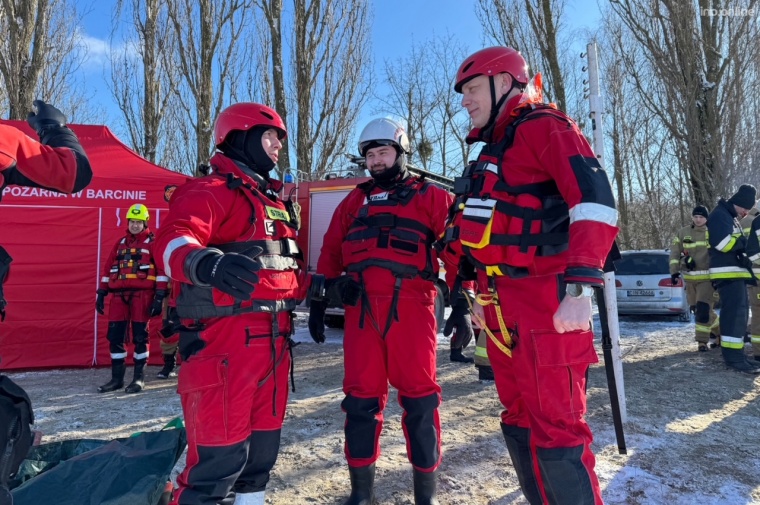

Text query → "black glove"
[444,299,474,349]
[195,249,261,300]
[684,256,696,271]
[95,289,107,315]
[737,252,753,270]
[308,300,327,344]
[179,330,206,361]
[670,273,680,285]
[27,100,66,135]
[149,292,165,318]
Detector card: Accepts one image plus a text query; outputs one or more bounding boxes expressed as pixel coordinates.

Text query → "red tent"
[0,121,189,370]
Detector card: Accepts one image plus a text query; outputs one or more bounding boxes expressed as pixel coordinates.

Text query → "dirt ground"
[7,314,760,505]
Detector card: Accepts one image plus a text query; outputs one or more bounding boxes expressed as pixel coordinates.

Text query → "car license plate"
[627,289,654,296]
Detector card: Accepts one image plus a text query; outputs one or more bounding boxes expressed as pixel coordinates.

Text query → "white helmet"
[358,118,410,156]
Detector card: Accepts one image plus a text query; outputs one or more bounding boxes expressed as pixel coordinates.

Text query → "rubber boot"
[156,353,176,379]
[536,445,597,505]
[450,348,474,363]
[500,423,542,505]
[477,365,495,382]
[413,469,439,505]
[125,358,147,393]
[343,464,376,505]
[98,359,126,393]
[721,347,760,374]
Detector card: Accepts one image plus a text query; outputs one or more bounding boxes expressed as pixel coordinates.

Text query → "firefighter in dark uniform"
[0,100,91,504]
[745,207,760,361]
[96,203,169,393]
[309,118,461,505]
[669,205,720,351]
[740,204,760,360]
[155,103,305,505]
[442,47,618,504]
[707,184,760,374]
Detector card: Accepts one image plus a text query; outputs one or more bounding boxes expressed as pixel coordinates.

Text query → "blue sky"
[76,0,602,148]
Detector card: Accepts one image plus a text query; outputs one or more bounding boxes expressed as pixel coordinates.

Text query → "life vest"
[342,176,437,281]
[445,105,571,278]
[175,171,303,320]
[108,232,159,290]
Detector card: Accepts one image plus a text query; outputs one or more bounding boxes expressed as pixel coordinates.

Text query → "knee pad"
[400,393,441,469]
[695,301,710,324]
[341,395,381,459]
[106,321,128,344]
[131,322,148,345]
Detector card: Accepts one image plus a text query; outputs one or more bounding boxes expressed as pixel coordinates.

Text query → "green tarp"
[10,423,185,505]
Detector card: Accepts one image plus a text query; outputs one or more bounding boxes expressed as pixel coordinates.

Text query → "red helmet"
[213,102,287,146]
[454,46,529,93]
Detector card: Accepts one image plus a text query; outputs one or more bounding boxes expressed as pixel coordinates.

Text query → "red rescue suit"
[99,228,168,361]
[318,176,454,472]
[0,124,92,315]
[443,96,618,504]
[154,154,304,504]
[0,124,91,198]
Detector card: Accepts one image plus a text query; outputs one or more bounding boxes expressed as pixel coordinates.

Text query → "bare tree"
[291,0,372,181]
[166,0,254,174]
[0,0,90,120]
[375,41,440,172]
[110,0,179,168]
[608,0,760,206]
[476,0,570,112]
[254,0,291,175]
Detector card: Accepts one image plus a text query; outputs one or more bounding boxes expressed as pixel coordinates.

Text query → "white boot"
[234,491,265,505]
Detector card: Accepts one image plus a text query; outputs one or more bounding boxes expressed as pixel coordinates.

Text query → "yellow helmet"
[127,203,150,222]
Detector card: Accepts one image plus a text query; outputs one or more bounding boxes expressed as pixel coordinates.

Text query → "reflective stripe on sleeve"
[163,236,201,278]
[569,202,618,226]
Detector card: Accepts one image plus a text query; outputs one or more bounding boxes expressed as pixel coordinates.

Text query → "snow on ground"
[7,311,760,504]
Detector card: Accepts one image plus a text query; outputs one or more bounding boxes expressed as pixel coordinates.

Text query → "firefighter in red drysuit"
[154,103,305,505]
[441,47,618,505]
[308,118,462,505]
[0,101,92,321]
[0,101,91,501]
[96,203,168,394]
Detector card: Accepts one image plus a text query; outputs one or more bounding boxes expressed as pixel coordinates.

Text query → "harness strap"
[465,289,514,358]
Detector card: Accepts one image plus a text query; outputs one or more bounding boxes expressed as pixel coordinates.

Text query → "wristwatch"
[565,283,594,299]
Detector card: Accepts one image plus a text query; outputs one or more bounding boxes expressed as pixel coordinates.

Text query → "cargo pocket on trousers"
[178,354,229,444]
[531,330,598,417]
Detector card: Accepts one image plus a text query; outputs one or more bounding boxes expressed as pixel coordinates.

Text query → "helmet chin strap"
[480,75,521,141]
[370,152,407,189]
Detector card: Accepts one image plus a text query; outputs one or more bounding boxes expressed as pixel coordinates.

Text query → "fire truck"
[286,159,454,329]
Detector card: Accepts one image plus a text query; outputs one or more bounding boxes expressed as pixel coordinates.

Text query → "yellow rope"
[464,290,513,358]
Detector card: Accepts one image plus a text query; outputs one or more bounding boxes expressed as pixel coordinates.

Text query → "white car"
[614,249,691,322]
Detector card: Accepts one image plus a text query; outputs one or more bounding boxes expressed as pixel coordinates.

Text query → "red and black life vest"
[342,176,437,281]
[107,232,160,290]
[175,171,303,321]
[445,105,571,278]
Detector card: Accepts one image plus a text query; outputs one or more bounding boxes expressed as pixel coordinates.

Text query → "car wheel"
[677,311,691,323]
[324,315,345,329]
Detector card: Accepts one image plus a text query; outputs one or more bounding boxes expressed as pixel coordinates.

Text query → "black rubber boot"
[477,365,495,381]
[98,359,126,393]
[413,469,439,505]
[450,348,474,363]
[125,358,147,393]
[501,423,542,505]
[721,347,760,374]
[343,464,377,505]
[156,353,176,379]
